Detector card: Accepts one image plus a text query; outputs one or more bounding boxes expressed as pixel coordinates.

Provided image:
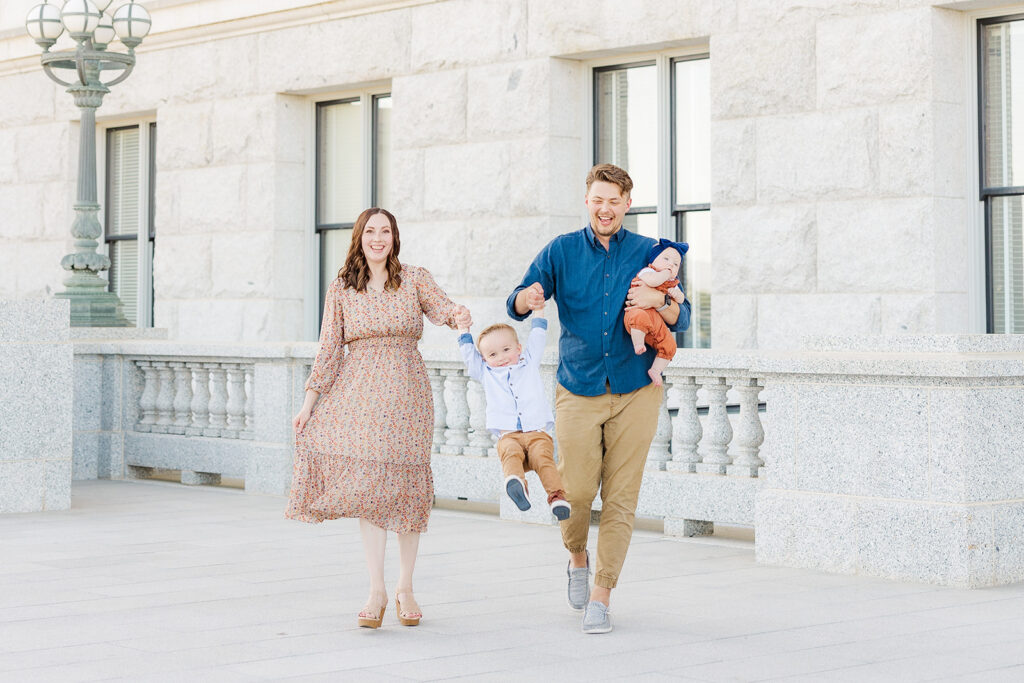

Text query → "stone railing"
[72,339,763,533]
[70,334,1024,587]
[423,347,764,534]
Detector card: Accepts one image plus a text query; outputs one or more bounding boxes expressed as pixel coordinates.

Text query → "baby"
[455,304,570,520]
[624,238,688,386]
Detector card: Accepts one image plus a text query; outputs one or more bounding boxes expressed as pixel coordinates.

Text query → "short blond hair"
[586,163,633,196]
[476,323,518,351]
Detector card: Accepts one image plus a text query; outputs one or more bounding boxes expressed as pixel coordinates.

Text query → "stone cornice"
[0,0,437,77]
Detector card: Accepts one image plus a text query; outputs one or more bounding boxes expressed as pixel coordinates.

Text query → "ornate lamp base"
[54,271,131,327]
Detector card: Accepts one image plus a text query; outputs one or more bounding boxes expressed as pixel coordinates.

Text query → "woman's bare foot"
[395,590,422,625]
[359,591,388,619]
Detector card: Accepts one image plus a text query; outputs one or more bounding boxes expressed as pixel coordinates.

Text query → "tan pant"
[496,431,566,504]
[555,382,663,589]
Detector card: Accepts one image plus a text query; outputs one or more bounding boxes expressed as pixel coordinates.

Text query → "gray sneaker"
[566,549,590,611]
[581,600,612,634]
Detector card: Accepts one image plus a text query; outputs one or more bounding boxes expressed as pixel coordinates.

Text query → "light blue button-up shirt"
[458,318,554,436]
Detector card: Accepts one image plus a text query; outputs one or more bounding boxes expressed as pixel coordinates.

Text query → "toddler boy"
[456,307,570,520]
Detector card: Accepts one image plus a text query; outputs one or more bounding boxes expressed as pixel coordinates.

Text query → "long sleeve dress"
[285,264,458,533]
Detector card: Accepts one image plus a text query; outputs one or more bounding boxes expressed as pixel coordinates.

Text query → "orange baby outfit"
[623,271,678,361]
[285,264,459,533]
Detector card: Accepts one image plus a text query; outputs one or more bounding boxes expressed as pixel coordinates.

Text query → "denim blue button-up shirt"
[506,226,691,397]
[458,318,554,435]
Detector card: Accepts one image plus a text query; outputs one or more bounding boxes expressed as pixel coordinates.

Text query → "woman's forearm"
[302,389,320,411]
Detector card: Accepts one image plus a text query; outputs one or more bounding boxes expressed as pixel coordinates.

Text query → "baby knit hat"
[648,237,689,264]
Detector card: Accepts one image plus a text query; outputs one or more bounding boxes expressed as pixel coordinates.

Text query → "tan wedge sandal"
[357,594,387,629]
[395,592,422,626]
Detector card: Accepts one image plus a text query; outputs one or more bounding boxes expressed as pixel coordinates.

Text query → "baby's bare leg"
[630,328,647,354]
[648,356,670,386]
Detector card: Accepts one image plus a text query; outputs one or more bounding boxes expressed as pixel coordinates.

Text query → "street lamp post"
[25,0,151,327]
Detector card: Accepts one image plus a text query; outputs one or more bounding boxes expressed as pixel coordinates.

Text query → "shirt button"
[603,332,607,335]
[605,353,609,357]
[605,274,610,278]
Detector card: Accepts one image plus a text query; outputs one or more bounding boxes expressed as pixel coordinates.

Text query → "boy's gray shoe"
[566,549,590,611]
[581,600,612,634]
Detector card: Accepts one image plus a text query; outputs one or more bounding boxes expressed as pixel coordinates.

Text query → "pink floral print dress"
[285,264,458,533]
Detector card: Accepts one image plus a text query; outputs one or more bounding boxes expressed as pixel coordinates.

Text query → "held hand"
[624,283,664,310]
[525,282,545,311]
[454,305,473,331]
[293,406,312,433]
[669,287,686,303]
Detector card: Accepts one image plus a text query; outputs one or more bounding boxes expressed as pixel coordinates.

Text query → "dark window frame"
[104,122,156,327]
[978,14,1024,333]
[315,93,391,317]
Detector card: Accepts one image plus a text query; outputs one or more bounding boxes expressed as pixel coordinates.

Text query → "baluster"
[696,376,733,475]
[152,361,175,433]
[136,360,158,432]
[169,361,192,435]
[243,365,255,439]
[206,363,228,437]
[441,369,469,454]
[464,379,492,456]
[223,364,247,439]
[186,363,211,437]
[727,377,765,477]
[428,367,446,454]
[646,384,671,470]
[667,376,701,472]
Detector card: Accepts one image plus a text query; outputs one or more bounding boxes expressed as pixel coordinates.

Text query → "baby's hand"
[524,282,545,311]
[669,286,686,303]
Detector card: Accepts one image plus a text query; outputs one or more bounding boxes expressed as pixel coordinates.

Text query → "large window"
[316,92,391,311]
[104,122,155,327]
[594,55,711,347]
[980,16,1024,333]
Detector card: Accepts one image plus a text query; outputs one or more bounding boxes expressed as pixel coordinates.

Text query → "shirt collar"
[584,224,627,249]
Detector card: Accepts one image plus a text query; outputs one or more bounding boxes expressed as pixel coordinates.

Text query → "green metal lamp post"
[25,0,151,327]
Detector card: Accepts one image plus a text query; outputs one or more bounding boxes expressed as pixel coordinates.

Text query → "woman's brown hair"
[338,208,402,292]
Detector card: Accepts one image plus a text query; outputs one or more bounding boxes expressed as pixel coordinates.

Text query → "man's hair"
[586,163,633,196]
[477,323,518,351]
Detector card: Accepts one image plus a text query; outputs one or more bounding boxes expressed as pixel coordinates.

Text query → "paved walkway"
[2,481,1024,682]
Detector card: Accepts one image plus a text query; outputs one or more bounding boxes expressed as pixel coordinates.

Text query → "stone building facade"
[0,0,1017,349]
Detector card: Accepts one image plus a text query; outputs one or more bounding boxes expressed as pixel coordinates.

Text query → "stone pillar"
[0,300,73,513]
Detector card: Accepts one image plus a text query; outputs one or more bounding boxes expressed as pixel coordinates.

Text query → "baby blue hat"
[647,238,689,264]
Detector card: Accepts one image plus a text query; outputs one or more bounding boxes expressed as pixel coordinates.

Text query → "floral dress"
[285,264,458,533]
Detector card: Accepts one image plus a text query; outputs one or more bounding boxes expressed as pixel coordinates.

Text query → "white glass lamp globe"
[61,0,103,39]
[25,2,65,45]
[92,12,116,49]
[112,2,151,48]
[93,0,115,11]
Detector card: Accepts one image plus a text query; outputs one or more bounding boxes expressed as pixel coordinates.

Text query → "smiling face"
[585,180,632,241]
[478,328,522,368]
[361,212,393,266]
[651,247,681,273]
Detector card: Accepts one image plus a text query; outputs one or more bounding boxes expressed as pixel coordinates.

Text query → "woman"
[287,207,469,629]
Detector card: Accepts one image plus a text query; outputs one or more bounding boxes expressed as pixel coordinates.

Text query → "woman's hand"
[293,406,312,433]
[454,305,473,331]
[293,390,320,433]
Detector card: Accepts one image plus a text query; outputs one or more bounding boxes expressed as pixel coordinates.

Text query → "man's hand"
[624,283,664,310]
[515,282,545,315]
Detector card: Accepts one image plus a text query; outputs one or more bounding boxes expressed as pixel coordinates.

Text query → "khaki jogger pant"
[496,430,566,503]
[555,382,663,589]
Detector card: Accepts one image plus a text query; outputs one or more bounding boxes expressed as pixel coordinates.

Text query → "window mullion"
[657,54,672,240]
[362,93,373,209]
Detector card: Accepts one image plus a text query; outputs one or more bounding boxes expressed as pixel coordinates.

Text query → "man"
[506,163,691,633]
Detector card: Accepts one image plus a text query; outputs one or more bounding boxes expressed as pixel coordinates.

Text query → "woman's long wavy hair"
[338,208,402,292]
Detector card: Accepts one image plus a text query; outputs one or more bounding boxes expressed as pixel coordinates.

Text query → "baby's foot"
[648,367,663,386]
[633,343,647,355]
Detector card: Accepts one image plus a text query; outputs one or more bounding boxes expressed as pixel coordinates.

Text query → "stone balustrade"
[70,335,1024,587]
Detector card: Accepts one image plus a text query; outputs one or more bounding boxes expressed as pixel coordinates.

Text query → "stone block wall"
[0,0,987,348]
[0,300,72,513]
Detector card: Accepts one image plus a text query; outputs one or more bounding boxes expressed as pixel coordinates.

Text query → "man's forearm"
[660,300,680,326]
